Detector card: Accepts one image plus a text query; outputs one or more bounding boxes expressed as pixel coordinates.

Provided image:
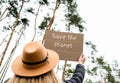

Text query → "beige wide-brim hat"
[12,41,59,77]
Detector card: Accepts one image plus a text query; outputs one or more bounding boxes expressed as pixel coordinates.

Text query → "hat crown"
[22,41,47,63]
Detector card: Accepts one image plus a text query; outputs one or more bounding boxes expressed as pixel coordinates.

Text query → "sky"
[1,0,120,82]
[78,0,120,62]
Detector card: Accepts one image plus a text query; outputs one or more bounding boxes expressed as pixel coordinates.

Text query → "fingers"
[78,53,86,64]
[80,53,84,58]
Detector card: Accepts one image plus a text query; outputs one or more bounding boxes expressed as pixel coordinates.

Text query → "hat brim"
[12,49,59,77]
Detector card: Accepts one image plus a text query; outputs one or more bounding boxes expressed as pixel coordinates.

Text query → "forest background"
[0,0,120,83]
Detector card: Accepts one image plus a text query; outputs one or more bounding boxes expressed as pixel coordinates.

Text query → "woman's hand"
[78,53,86,64]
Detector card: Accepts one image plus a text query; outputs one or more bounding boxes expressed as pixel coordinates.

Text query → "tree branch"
[0,0,25,66]
[32,4,41,41]
[0,8,8,20]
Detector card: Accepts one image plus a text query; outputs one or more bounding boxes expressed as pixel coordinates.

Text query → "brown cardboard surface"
[44,30,84,61]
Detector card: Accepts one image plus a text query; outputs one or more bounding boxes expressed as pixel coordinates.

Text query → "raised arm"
[63,54,86,83]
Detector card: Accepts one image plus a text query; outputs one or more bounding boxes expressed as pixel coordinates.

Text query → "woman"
[8,41,86,83]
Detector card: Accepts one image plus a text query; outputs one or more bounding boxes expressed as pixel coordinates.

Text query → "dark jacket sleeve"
[63,64,85,83]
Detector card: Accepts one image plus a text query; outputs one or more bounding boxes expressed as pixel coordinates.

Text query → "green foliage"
[3,26,10,31]
[118,70,120,77]
[39,16,51,30]
[8,1,19,17]
[107,73,115,82]
[26,7,35,14]
[103,64,111,72]
[85,41,97,55]
[21,18,29,26]
[0,0,5,4]
[61,0,85,32]
[38,0,49,5]
[85,41,120,82]
[86,67,98,76]
[64,63,75,79]
[96,56,105,65]
[84,79,93,83]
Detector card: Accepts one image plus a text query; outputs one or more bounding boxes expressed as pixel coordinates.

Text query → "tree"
[61,41,120,83]
[0,0,84,82]
[0,0,120,83]
[85,41,120,83]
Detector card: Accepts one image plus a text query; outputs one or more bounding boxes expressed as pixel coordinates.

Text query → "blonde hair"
[8,70,62,83]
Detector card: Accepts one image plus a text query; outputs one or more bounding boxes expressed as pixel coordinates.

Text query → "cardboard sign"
[44,30,84,61]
